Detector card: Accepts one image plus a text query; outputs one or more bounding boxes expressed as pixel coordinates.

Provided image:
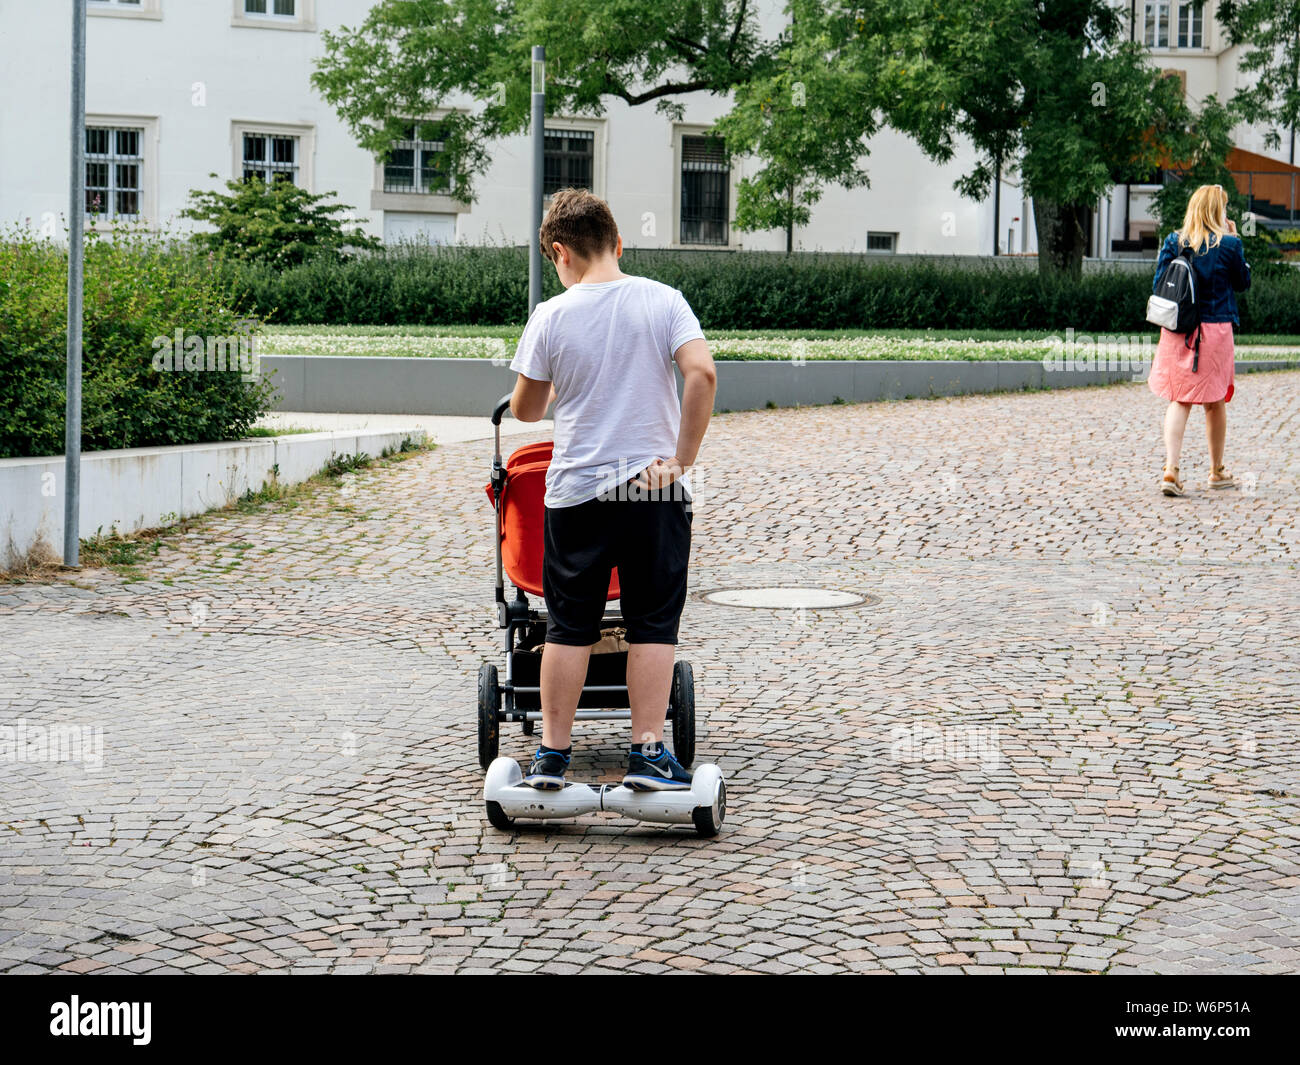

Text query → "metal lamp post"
[528,45,545,314]
[64,0,87,566]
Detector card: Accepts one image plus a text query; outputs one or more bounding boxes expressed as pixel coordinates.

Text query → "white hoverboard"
[483,757,726,837]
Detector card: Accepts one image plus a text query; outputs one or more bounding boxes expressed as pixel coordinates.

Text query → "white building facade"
[0,0,1291,259]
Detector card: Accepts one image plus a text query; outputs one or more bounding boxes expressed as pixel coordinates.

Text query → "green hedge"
[0,230,273,459]
[221,245,1300,334]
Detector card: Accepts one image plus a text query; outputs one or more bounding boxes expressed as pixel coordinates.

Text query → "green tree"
[311,0,781,205]
[865,0,1185,276]
[311,0,1190,275]
[923,0,1191,276]
[695,1,1191,275]
[181,176,380,268]
[710,0,889,245]
[1151,96,1280,266]
[1218,0,1300,160]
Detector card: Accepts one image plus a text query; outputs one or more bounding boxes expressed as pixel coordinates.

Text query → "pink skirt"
[1148,322,1235,404]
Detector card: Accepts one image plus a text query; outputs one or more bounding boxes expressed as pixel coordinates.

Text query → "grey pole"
[528,45,545,314]
[64,0,87,567]
[991,151,1001,257]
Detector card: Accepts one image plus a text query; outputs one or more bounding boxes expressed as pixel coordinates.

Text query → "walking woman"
[1149,184,1251,497]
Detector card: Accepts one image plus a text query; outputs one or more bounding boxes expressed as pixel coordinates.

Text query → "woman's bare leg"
[1204,399,1227,470]
[1164,400,1193,472]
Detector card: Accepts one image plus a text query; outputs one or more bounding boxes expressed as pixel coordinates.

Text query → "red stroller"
[478,395,698,770]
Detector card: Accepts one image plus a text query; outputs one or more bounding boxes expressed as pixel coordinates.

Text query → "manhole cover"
[701,587,871,609]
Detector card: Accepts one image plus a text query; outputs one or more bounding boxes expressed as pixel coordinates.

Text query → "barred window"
[383,122,451,195]
[1143,1,1170,47]
[243,133,298,184]
[866,231,897,254]
[85,126,143,220]
[543,128,594,194]
[1177,2,1203,48]
[244,0,296,16]
[680,134,729,246]
[89,0,162,19]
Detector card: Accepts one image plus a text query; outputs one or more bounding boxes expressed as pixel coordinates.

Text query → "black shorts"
[542,487,693,646]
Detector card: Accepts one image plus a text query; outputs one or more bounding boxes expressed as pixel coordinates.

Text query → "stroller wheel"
[522,718,535,736]
[670,660,696,768]
[478,663,500,770]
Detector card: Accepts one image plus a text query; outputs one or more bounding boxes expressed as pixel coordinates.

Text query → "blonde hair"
[1178,184,1230,253]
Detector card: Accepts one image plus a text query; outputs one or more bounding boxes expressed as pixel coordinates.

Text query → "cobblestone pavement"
[2,373,1298,974]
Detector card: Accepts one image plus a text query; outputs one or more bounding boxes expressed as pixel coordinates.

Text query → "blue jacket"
[1153,232,1251,326]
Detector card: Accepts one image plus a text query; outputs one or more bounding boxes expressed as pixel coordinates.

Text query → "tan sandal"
[1207,465,1236,489]
[1161,465,1187,497]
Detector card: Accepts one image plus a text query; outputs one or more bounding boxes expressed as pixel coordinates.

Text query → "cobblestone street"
[2,373,1298,974]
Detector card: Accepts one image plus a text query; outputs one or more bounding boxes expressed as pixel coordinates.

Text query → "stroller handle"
[490,393,512,471]
[490,393,512,604]
[491,394,512,426]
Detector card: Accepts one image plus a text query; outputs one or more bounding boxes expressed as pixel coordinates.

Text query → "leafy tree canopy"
[312,0,781,202]
[314,0,1195,274]
[1218,0,1300,152]
[1152,95,1281,267]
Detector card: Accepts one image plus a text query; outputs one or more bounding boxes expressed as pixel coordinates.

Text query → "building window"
[85,126,143,220]
[1143,1,1170,47]
[89,0,162,15]
[866,231,897,254]
[242,133,298,184]
[680,134,729,246]
[543,128,594,194]
[244,0,295,16]
[1177,2,1203,48]
[383,122,451,195]
[383,212,456,245]
[233,0,312,29]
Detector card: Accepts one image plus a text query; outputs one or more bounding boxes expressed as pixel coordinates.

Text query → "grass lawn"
[258,324,1300,362]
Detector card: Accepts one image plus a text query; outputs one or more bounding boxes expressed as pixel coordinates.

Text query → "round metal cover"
[701,587,871,609]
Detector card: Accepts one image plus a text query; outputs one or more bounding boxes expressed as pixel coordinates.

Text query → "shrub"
[223,243,542,325]
[220,244,1300,334]
[0,226,274,459]
[181,176,381,268]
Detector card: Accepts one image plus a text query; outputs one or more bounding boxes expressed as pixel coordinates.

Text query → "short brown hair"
[539,188,619,262]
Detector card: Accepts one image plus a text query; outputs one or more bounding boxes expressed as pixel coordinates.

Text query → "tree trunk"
[1033,198,1089,279]
[785,183,794,254]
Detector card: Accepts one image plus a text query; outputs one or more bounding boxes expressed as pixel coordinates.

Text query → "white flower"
[260,332,1068,362]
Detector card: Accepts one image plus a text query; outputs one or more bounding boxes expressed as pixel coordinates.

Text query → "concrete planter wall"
[261,354,1298,418]
[265,355,514,417]
[1,428,424,567]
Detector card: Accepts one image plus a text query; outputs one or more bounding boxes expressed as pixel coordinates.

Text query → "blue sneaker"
[623,743,692,791]
[523,746,570,790]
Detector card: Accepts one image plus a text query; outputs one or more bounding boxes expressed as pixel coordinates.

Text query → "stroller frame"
[478,395,697,770]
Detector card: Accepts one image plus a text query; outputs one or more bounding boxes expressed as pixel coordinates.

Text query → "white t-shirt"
[510,275,705,508]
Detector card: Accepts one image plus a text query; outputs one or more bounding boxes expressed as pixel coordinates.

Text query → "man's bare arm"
[635,338,716,489]
[672,338,716,467]
[510,375,555,423]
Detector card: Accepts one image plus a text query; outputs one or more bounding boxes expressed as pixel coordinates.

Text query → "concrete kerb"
[1,428,426,567]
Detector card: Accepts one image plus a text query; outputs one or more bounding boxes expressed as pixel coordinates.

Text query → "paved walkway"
[2,373,1298,973]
